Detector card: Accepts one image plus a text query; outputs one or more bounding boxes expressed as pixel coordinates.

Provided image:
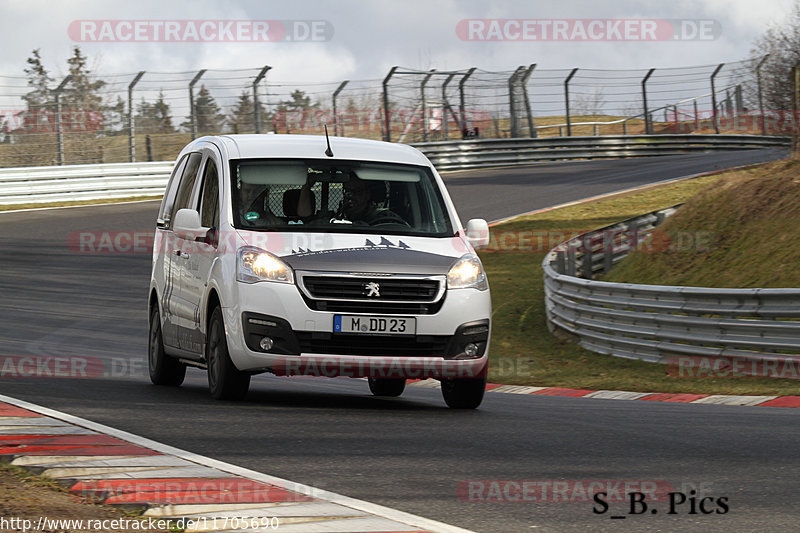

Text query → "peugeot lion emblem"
[365,282,381,297]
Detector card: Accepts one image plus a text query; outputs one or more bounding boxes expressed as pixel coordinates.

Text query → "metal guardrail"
[0,134,791,205]
[0,161,173,205]
[415,134,790,170]
[542,207,800,365]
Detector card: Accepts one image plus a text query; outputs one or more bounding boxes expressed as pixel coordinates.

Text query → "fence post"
[458,67,476,135]
[673,105,679,133]
[507,66,524,138]
[710,63,725,134]
[420,69,435,142]
[564,68,578,136]
[127,71,145,162]
[332,80,349,136]
[521,64,537,138]
[253,65,271,134]
[641,68,655,134]
[441,73,456,140]
[382,66,398,142]
[756,55,769,135]
[54,75,72,166]
[693,100,700,130]
[188,69,207,140]
[793,64,800,154]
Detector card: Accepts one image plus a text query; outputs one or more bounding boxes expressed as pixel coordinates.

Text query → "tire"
[368,377,406,397]
[441,377,487,409]
[207,306,250,401]
[148,307,186,386]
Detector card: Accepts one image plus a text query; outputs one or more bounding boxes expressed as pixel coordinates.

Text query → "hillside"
[602,158,800,288]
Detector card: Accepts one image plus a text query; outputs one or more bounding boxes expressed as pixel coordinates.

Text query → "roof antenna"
[323,124,334,157]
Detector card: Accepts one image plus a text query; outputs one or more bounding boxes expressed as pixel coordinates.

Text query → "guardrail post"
[382,66,398,142]
[602,229,615,273]
[458,67,477,137]
[555,250,566,275]
[420,69,436,142]
[756,55,769,135]
[522,64,537,138]
[53,75,72,166]
[710,63,725,134]
[566,242,577,277]
[332,80,349,136]
[253,66,271,134]
[641,68,655,134]
[564,68,578,136]
[127,71,145,162]
[188,69,207,140]
[582,234,594,279]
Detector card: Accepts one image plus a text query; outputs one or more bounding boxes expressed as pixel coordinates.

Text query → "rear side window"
[198,159,219,229]
[158,154,189,225]
[169,152,203,229]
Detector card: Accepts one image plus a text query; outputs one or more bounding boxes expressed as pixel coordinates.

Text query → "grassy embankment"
[482,159,800,395]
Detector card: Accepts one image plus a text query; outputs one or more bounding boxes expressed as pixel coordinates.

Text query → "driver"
[342,176,405,225]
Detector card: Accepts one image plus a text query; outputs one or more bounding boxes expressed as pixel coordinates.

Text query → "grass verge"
[0,195,161,212]
[0,461,171,532]
[481,165,800,395]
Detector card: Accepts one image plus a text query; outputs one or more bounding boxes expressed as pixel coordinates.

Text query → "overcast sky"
[0,0,795,83]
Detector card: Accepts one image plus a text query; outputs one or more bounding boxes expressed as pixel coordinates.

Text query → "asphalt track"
[0,149,797,532]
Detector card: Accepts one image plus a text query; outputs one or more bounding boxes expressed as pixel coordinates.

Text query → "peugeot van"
[148,134,491,408]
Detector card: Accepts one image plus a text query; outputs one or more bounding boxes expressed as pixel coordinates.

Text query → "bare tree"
[747,2,800,112]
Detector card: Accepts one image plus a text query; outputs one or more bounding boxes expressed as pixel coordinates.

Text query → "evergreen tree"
[228,91,268,133]
[136,91,175,134]
[183,85,225,135]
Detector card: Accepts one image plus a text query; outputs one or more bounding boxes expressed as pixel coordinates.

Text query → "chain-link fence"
[0,57,792,168]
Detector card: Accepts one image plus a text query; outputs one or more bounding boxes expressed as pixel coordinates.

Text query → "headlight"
[447,254,487,290]
[237,246,294,284]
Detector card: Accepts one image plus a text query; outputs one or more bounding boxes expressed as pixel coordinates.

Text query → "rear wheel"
[148,307,186,386]
[207,307,250,401]
[441,377,486,409]
[368,378,406,397]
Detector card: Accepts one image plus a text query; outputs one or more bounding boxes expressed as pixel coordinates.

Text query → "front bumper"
[223,280,491,378]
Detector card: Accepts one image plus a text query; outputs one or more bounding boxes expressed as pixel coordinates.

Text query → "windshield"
[230,159,454,236]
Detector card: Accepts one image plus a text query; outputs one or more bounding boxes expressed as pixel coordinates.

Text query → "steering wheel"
[370,210,412,227]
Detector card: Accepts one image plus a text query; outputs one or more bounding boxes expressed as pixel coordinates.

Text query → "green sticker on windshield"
[244,211,260,221]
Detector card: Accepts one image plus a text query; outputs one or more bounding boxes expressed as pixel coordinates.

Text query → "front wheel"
[368,378,406,397]
[441,377,486,409]
[148,307,186,386]
[207,307,250,401]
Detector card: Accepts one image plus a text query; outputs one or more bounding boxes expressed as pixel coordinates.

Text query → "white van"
[148,134,491,408]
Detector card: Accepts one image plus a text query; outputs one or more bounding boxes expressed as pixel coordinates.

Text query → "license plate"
[333,315,416,335]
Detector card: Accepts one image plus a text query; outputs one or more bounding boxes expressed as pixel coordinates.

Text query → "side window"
[169,152,203,229]
[198,159,219,229]
[158,154,189,224]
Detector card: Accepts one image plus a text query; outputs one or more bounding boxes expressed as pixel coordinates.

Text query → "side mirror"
[172,209,207,240]
[465,218,490,250]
